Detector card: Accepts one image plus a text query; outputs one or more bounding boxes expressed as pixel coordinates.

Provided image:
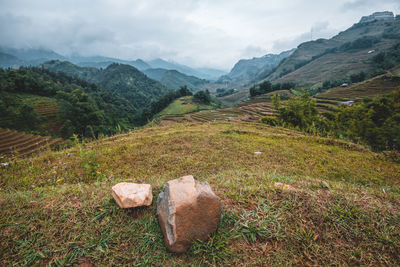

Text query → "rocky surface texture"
[157,175,221,253]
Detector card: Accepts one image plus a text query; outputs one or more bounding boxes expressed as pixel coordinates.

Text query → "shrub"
[260,116,279,126]
[350,71,367,83]
[193,90,211,104]
[340,36,380,51]
[336,90,400,151]
[249,82,296,97]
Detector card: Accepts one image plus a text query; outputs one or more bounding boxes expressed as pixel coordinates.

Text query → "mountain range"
[0,47,226,80]
[219,49,295,83]
[264,11,399,87]
[143,68,208,91]
[1,11,399,102]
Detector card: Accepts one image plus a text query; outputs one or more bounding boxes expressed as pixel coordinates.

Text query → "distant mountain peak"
[220,48,295,83]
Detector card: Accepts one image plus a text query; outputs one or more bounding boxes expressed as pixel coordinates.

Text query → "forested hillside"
[41,61,168,109]
[143,68,207,91]
[0,67,137,138]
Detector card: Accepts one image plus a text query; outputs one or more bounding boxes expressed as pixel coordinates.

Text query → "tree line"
[249,81,296,97]
[261,91,400,151]
[0,67,197,139]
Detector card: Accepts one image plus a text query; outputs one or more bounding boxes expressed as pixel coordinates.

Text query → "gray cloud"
[0,0,399,70]
[240,45,269,59]
[341,0,400,11]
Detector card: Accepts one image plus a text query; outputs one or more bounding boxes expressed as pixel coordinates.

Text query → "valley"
[0,9,400,267]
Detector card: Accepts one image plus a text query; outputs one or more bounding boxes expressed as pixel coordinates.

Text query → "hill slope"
[316,73,400,100]
[0,121,399,265]
[143,68,208,91]
[0,52,22,68]
[0,47,66,63]
[0,128,63,157]
[0,67,137,138]
[147,58,226,80]
[266,12,399,87]
[41,60,167,109]
[70,56,151,71]
[220,49,295,83]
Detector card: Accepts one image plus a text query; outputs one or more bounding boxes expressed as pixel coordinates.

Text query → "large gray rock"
[157,175,221,253]
[112,183,152,208]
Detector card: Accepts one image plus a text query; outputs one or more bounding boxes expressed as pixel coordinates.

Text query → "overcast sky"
[0,0,399,70]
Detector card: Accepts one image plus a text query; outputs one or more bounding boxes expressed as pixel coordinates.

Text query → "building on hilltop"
[359,11,395,24]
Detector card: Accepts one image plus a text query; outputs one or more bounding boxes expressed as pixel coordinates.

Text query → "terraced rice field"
[316,74,400,101]
[160,95,278,124]
[161,96,341,124]
[160,92,344,125]
[315,99,342,113]
[0,128,63,158]
[33,98,60,117]
[160,109,245,124]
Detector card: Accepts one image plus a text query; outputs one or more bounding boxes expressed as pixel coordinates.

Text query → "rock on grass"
[112,183,153,208]
[157,175,221,253]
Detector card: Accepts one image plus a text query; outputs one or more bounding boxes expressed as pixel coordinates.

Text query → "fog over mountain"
[0,0,399,70]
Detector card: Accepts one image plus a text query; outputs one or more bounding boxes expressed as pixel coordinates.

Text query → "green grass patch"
[160,96,216,116]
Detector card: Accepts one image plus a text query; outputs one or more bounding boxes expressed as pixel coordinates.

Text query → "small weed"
[294,227,317,249]
[79,149,105,182]
[234,200,285,243]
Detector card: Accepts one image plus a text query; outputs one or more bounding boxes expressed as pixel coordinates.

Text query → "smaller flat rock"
[112,183,153,208]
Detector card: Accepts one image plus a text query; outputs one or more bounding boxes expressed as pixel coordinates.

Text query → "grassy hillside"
[316,74,400,100]
[218,89,250,107]
[159,96,216,116]
[274,39,394,87]
[266,17,400,87]
[0,122,399,265]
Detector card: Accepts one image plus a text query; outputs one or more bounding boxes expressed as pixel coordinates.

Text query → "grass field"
[1,122,399,266]
[159,96,216,116]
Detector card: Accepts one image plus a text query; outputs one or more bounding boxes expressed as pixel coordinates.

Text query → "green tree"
[193,90,211,104]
